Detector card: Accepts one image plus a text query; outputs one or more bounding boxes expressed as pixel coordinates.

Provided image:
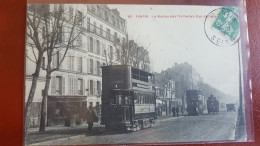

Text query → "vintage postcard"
[24,3,250,145]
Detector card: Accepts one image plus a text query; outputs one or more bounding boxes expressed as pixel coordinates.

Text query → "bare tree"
[26,4,85,132]
[39,5,85,131]
[25,4,51,135]
[108,36,151,71]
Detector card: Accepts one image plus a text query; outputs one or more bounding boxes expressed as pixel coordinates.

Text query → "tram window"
[125,96,130,105]
[148,95,152,104]
[111,95,116,105]
[145,95,148,104]
[117,95,122,105]
[141,95,144,104]
[137,95,141,104]
[134,93,138,104]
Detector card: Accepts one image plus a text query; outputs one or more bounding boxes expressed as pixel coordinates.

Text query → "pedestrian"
[176,107,179,117]
[86,105,97,132]
[172,107,175,117]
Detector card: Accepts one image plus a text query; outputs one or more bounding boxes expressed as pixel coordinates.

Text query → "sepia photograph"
[24,3,247,145]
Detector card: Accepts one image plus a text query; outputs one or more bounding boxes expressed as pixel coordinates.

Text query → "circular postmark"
[204,7,240,47]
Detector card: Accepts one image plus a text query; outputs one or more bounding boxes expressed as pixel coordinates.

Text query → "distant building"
[155,80,175,116]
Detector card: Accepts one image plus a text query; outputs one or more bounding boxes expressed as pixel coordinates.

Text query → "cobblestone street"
[26,111,238,145]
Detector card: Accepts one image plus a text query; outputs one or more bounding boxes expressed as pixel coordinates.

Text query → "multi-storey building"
[25,4,127,127]
[155,80,175,116]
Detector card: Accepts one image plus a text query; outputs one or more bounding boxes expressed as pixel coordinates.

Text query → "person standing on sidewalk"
[176,106,179,117]
[172,107,176,117]
[86,105,97,132]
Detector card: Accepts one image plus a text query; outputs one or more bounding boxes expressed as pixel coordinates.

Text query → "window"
[97,81,101,95]
[125,96,130,105]
[96,40,100,55]
[78,79,83,95]
[96,61,100,75]
[117,18,119,28]
[114,32,117,42]
[69,7,73,22]
[100,25,103,36]
[77,34,82,47]
[89,102,93,107]
[55,76,62,95]
[90,37,94,52]
[77,57,82,72]
[77,10,83,26]
[87,18,90,30]
[42,27,46,39]
[90,80,93,95]
[116,49,120,61]
[112,15,115,25]
[121,21,124,30]
[69,77,74,95]
[52,52,59,68]
[105,11,108,21]
[106,29,110,40]
[110,46,113,60]
[69,56,74,71]
[90,59,94,74]
[57,27,63,44]
[93,21,96,32]
[117,95,122,105]
[42,57,45,68]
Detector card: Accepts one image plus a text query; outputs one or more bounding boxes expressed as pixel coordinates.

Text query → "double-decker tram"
[101,65,156,131]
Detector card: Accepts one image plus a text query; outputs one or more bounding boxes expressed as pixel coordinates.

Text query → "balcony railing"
[87,22,125,45]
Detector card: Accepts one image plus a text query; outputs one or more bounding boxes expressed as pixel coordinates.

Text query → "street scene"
[24,3,246,145]
[27,111,238,145]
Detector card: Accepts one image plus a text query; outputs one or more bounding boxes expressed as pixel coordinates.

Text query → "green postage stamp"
[212,6,240,42]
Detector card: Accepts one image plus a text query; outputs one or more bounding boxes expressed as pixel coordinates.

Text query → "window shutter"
[62,77,65,95]
[88,80,90,95]
[71,78,74,95]
[87,58,90,74]
[93,81,97,95]
[93,60,96,74]
[52,55,56,68]
[82,57,86,73]
[82,36,86,50]
[93,38,96,53]
[51,76,56,95]
[74,78,78,95]
[87,36,90,52]
[59,52,63,69]
[83,79,86,95]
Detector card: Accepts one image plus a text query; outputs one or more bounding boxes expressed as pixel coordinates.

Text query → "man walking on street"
[86,105,97,132]
[172,107,175,117]
[176,106,179,117]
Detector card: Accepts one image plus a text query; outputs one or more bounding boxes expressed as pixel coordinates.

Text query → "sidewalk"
[235,115,247,140]
[28,123,103,134]
[26,123,104,145]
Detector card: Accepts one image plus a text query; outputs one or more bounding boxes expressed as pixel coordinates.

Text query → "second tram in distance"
[101,65,156,131]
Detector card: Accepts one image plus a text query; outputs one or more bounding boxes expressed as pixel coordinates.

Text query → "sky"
[108,5,241,99]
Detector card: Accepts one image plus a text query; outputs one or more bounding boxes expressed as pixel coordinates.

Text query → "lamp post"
[238,40,245,125]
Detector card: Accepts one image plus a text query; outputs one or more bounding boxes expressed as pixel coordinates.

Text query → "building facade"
[155,80,175,116]
[25,4,127,127]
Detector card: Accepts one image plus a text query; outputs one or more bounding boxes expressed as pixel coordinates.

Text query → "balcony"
[87,22,124,46]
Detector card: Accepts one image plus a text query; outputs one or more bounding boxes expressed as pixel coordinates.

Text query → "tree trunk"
[25,52,43,135]
[39,61,52,131]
